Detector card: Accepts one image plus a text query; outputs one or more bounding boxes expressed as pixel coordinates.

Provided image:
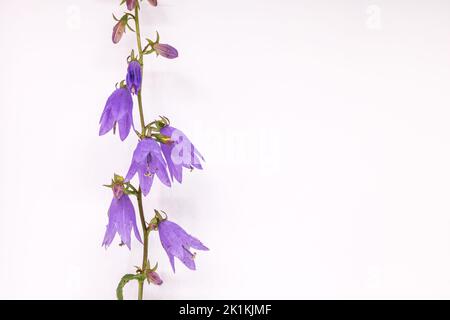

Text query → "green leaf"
[116,273,146,300]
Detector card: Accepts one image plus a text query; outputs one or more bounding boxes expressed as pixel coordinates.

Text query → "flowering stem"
[134,6,146,135]
[136,188,147,300]
[134,5,149,301]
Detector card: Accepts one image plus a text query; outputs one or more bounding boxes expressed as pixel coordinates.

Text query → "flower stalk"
[134,5,149,301]
[134,6,146,135]
[99,0,207,301]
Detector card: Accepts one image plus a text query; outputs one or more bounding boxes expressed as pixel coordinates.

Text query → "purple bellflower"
[102,179,142,250]
[153,43,178,59]
[148,0,157,7]
[160,126,204,184]
[158,220,209,272]
[99,88,134,141]
[126,61,142,95]
[125,138,171,196]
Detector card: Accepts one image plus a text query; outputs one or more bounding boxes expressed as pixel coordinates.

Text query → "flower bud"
[112,18,127,44]
[126,60,142,94]
[127,0,137,10]
[147,270,163,285]
[153,43,178,59]
[148,0,157,6]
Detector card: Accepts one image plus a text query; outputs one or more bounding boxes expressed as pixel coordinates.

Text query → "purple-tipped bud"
[127,0,137,10]
[112,19,126,44]
[147,271,163,285]
[148,0,157,6]
[153,43,178,59]
[126,61,142,94]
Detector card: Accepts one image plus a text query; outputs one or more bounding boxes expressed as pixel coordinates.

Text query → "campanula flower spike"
[99,0,208,300]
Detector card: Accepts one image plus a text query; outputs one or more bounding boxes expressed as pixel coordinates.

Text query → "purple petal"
[125,161,139,182]
[123,194,142,244]
[189,236,209,251]
[99,107,115,136]
[117,198,132,249]
[102,198,121,248]
[138,166,154,196]
[168,254,176,273]
[132,139,158,163]
[118,114,132,141]
[180,249,196,270]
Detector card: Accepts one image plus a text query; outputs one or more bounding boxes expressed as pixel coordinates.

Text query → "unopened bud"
[126,0,137,11]
[153,43,178,59]
[147,271,163,285]
[112,17,127,44]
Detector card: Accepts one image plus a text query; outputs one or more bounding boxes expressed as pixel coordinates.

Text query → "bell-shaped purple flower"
[160,126,204,184]
[153,43,178,59]
[148,0,157,6]
[125,138,171,196]
[158,220,208,272]
[126,61,142,95]
[99,88,134,141]
[102,183,142,250]
[126,0,137,10]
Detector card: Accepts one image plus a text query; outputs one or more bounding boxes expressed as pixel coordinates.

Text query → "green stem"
[134,5,149,301]
[136,189,148,300]
[135,6,146,135]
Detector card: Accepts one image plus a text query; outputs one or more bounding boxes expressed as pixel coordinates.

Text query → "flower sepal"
[151,133,172,144]
[103,174,138,196]
[143,116,170,137]
[148,209,166,231]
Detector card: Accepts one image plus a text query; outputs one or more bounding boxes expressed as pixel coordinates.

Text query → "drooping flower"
[102,178,142,250]
[126,60,142,95]
[148,0,157,6]
[158,220,209,272]
[125,138,171,196]
[126,0,137,10]
[99,88,134,141]
[112,18,127,44]
[160,126,204,184]
[146,270,163,285]
[153,43,178,59]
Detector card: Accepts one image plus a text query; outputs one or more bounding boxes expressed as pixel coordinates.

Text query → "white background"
[1,0,450,299]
